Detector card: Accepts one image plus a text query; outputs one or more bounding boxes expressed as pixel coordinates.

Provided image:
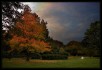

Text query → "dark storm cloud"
[23,2,100,44]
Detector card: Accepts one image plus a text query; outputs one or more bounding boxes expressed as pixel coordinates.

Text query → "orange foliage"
[9,9,51,52]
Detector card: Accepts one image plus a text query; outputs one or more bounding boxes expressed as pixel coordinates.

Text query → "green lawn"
[2,56,100,68]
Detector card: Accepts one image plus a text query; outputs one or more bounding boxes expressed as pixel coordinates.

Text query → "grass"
[2,56,100,68]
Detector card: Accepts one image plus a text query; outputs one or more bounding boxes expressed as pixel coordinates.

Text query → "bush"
[41,53,68,60]
[30,53,41,59]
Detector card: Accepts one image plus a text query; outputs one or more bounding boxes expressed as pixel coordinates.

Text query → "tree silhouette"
[82,21,100,56]
[2,2,24,30]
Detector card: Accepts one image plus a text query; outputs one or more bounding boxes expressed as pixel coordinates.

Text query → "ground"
[2,56,100,68]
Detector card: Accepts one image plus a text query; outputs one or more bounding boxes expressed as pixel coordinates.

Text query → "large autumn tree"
[8,5,51,54]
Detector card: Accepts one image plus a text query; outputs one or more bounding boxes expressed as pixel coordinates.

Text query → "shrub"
[41,53,68,60]
[30,53,41,59]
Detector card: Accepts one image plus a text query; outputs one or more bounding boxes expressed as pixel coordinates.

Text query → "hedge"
[41,53,68,60]
[30,53,41,59]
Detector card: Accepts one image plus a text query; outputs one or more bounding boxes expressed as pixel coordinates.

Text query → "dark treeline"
[2,2,100,61]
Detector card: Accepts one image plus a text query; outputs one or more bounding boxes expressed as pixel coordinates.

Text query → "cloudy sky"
[22,2,100,44]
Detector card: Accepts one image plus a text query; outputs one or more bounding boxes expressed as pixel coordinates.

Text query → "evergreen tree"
[82,21,100,56]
